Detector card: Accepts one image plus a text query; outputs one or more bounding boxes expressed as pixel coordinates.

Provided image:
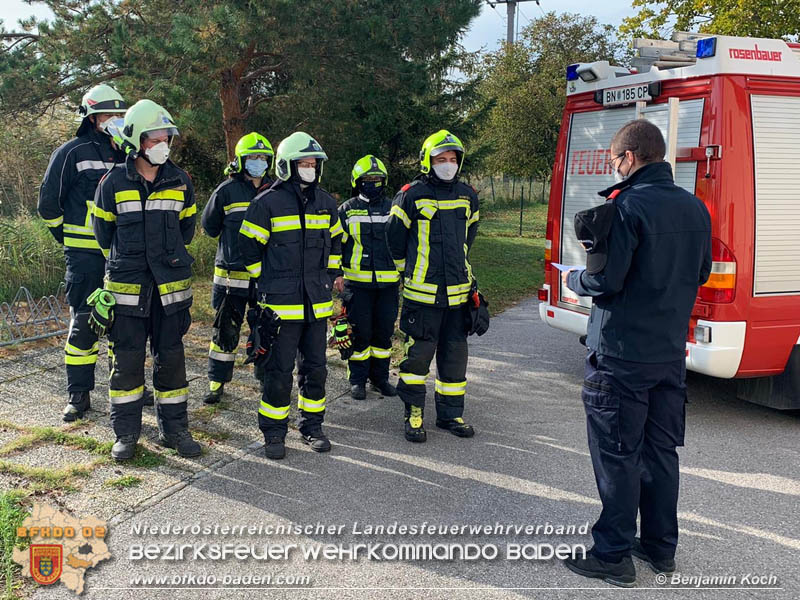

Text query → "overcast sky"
[3,1,633,54]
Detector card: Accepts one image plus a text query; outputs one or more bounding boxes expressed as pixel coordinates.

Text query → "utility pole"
[488,0,539,45]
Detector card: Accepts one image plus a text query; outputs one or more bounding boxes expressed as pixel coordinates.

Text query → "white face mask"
[613,153,630,184]
[297,166,316,183]
[145,141,170,165]
[432,162,458,181]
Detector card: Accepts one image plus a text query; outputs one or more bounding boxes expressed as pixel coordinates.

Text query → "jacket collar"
[599,161,674,198]
[124,155,181,187]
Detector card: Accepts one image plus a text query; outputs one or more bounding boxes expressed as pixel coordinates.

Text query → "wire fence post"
[489,175,496,204]
[519,186,524,237]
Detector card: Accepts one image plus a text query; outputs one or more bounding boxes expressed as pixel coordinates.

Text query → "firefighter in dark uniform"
[239,132,343,460]
[386,130,480,443]
[335,155,399,400]
[562,120,711,587]
[92,99,202,461]
[201,132,274,404]
[38,84,135,422]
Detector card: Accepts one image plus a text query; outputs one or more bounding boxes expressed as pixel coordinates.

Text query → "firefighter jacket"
[92,157,197,317]
[238,180,343,322]
[386,175,480,308]
[38,128,124,254]
[201,174,268,297]
[567,161,712,363]
[338,192,399,288]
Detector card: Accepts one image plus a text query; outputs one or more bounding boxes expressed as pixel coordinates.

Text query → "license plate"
[603,84,651,107]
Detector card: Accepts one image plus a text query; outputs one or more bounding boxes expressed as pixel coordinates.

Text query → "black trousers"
[396,302,468,420]
[63,252,105,393]
[582,350,686,562]
[108,291,192,438]
[207,286,248,390]
[259,319,327,438]
[344,284,399,386]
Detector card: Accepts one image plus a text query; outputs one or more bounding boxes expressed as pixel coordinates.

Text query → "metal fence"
[0,283,69,347]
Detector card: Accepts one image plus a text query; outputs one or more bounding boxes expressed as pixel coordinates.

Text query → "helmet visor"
[430,144,463,158]
[102,117,125,138]
[142,127,179,142]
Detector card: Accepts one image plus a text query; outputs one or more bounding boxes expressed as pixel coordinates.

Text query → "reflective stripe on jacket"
[238,180,343,322]
[92,157,197,317]
[338,193,399,288]
[38,129,123,253]
[386,176,480,307]
[201,175,267,297]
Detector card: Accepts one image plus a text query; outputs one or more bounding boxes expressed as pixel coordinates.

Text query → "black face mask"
[360,180,384,199]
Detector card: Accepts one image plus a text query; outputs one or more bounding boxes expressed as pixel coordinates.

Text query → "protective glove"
[328,313,354,360]
[465,282,490,336]
[212,294,244,352]
[244,305,281,367]
[86,288,116,337]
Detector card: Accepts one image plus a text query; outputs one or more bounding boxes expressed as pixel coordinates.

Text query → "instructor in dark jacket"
[562,120,711,587]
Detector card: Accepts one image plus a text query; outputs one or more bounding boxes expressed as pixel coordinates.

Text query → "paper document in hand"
[551,263,582,273]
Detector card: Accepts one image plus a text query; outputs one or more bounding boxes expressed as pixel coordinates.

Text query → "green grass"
[0,426,113,457]
[128,446,167,469]
[470,203,547,314]
[0,460,93,485]
[103,475,142,489]
[0,490,28,600]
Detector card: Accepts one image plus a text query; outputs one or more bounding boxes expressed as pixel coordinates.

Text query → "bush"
[188,228,217,280]
[0,216,64,303]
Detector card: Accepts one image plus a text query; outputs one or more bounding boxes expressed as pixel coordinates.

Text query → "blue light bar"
[566,64,580,81]
[696,37,717,59]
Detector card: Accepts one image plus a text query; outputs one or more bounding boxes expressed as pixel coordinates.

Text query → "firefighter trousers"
[396,302,468,420]
[259,320,327,439]
[63,252,105,394]
[108,291,192,439]
[207,286,248,392]
[582,350,686,563]
[344,285,399,386]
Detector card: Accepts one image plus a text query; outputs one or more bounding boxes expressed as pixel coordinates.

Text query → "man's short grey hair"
[611,119,666,164]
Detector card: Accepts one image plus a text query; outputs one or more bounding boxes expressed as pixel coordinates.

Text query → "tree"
[0,0,483,195]
[620,0,800,40]
[476,12,630,183]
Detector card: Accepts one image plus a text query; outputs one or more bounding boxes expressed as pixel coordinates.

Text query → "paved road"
[33,298,799,600]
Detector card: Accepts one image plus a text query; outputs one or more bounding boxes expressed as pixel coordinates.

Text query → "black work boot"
[404,405,427,443]
[632,538,676,575]
[159,429,202,458]
[264,436,286,460]
[63,392,90,422]
[350,384,366,400]
[142,386,154,407]
[435,417,475,438]
[564,551,636,588]
[301,428,332,453]
[204,384,224,405]
[111,434,138,461]
[371,380,397,397]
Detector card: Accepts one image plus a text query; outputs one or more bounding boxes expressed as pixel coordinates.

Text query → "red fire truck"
[539,33,800,409]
